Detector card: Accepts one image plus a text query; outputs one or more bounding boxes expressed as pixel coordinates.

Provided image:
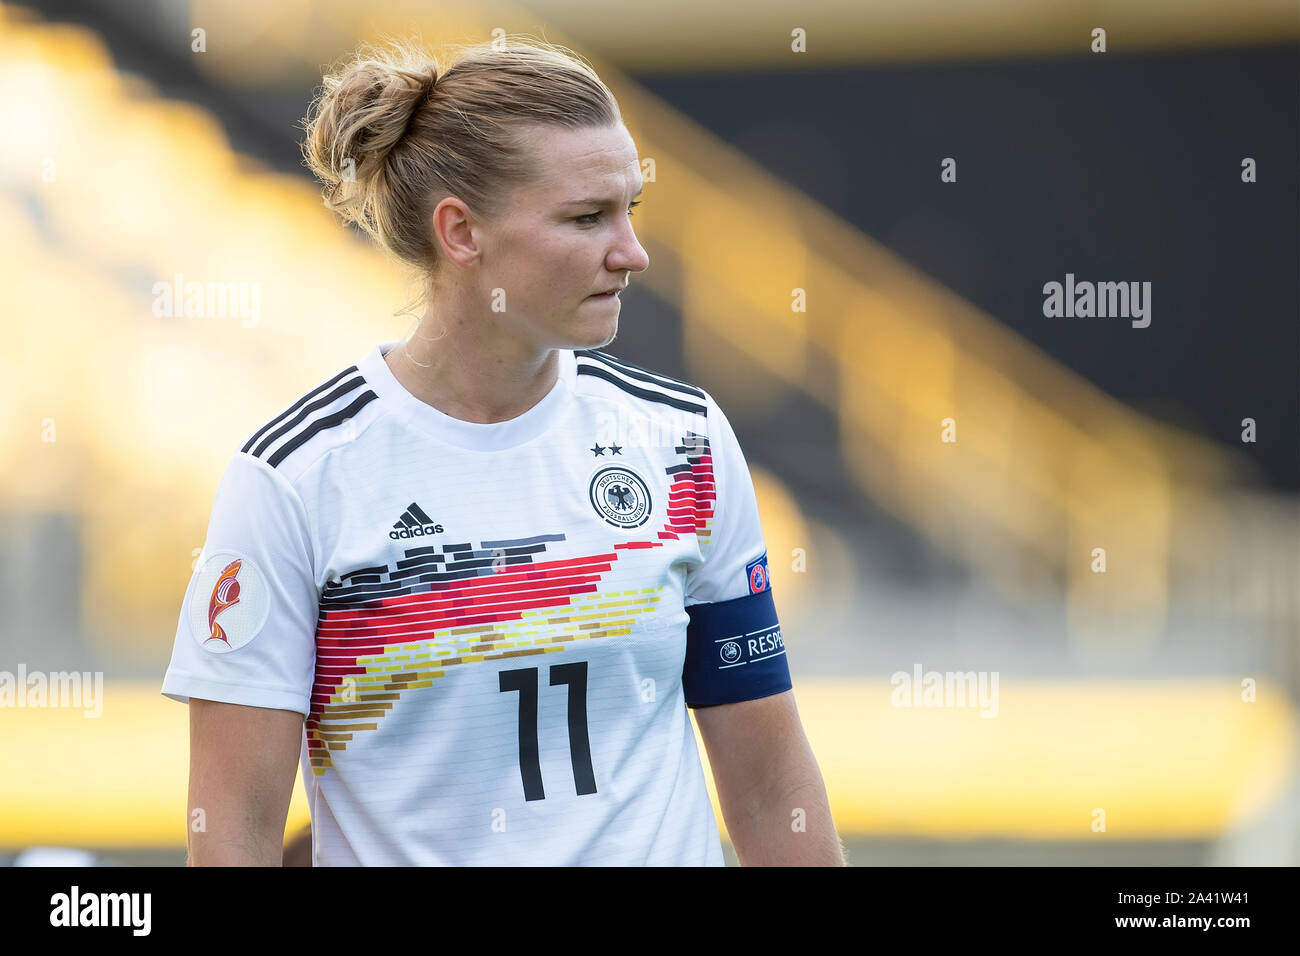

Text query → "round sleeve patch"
[188,551,271,654]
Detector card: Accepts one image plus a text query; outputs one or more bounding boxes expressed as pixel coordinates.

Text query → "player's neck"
[386,320,560,425]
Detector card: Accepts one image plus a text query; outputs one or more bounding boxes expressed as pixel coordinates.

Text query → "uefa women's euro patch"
[188,551,270,654]
[745,550,770,594]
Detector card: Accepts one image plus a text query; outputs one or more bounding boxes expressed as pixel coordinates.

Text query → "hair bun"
[302,47,441,205]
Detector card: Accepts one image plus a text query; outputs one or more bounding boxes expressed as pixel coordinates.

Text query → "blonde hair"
[301,36,623,317]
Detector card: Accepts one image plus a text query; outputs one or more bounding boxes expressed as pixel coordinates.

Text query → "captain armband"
[681,588,792,708]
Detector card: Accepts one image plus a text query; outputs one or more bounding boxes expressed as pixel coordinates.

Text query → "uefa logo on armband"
[188,551,270,653]
[745,551,770,594]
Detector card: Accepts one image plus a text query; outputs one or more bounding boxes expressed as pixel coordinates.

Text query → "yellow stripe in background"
[692,679,1297,841]
[0,680,1294,848]
[1,685,313,848]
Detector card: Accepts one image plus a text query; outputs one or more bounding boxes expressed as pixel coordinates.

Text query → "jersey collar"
[360,340,576,451]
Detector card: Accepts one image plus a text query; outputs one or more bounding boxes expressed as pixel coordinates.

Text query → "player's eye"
[576,201,641,225]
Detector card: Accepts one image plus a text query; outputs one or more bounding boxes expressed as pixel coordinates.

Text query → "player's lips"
[587,284,626,299]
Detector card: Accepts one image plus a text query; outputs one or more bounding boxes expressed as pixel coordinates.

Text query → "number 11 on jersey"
[499,661,597,801]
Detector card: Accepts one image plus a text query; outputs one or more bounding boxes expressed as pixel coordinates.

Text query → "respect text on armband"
[717,625,785,669]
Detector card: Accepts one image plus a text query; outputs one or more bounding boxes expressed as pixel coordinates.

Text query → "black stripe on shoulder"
[576,364,707,415]
[267,390,379,469]
[574,349,706,400]
[241,366,361,455]
[247,373,369,461]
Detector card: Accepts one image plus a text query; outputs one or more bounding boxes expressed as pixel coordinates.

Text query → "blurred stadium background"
[1,0,1297,865]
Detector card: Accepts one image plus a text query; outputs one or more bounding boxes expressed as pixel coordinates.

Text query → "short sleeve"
[681,393,792,708]
[160,451,319,717]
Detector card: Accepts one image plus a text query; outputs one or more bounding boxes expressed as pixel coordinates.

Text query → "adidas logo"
[390,502,444,539]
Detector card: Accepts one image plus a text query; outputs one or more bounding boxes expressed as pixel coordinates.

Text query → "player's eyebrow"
[562,185,644,207]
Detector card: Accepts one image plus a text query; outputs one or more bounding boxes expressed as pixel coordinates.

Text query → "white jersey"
[162,341,791,865]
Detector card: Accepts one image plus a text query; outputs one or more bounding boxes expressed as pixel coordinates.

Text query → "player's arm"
[161,451,320,863]
[693,690,843,866]
[682,392,842,865]
[187,698,304,866]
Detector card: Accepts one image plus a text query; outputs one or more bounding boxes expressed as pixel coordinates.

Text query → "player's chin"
[569,308,619,350]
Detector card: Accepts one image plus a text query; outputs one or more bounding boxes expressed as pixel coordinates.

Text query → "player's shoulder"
[572,348,714,418]
[236,357,383,479]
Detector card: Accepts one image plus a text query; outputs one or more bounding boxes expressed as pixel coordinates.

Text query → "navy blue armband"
[682,588,792,708]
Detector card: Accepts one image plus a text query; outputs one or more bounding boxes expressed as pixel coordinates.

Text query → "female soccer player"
[162,37,841,866]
